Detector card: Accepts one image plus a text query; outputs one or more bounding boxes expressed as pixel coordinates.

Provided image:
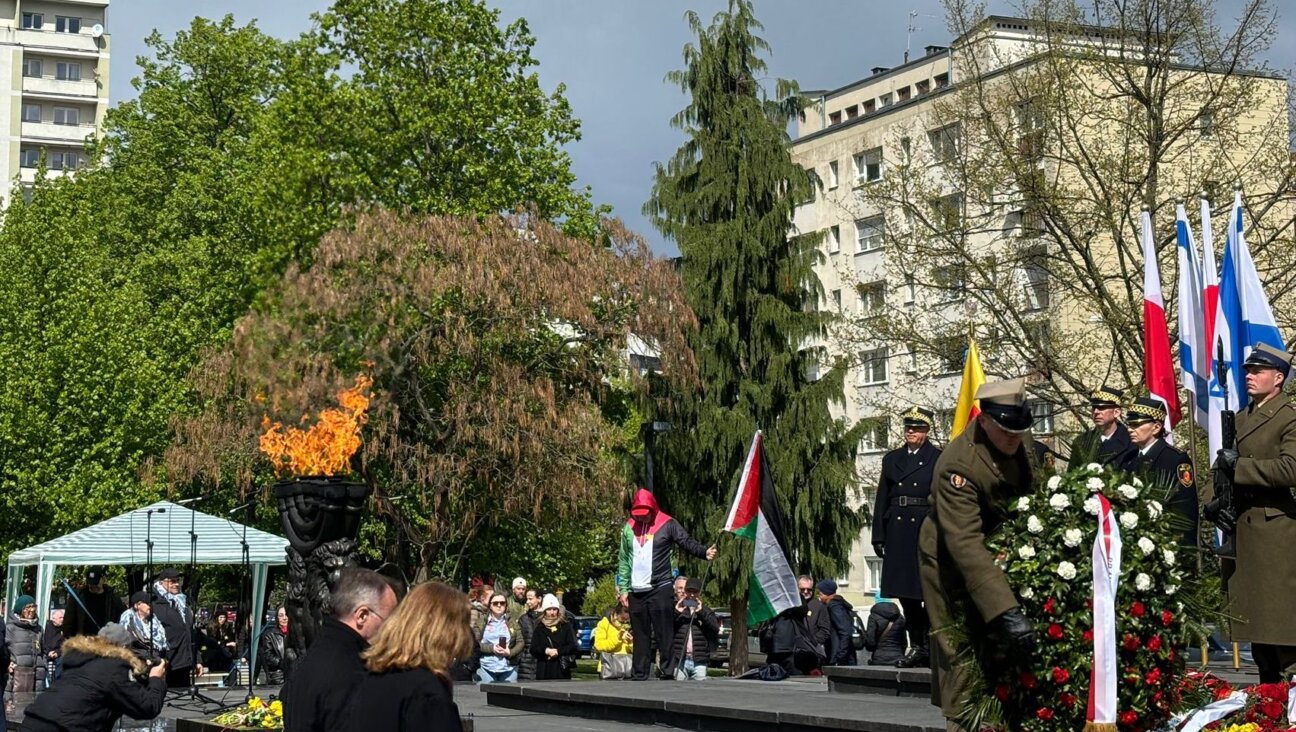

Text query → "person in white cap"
[529,595,577,681]
[507,578,528,620]
[918,377,1038,732]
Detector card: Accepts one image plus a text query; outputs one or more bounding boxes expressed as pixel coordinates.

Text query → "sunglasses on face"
[799,587,813,594]
[490,601,507,606]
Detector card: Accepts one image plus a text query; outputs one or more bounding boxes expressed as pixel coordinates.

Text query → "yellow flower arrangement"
[1222,725,1260,732]
[211,695,284,730]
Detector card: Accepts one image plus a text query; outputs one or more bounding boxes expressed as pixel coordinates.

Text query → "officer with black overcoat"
[1070,385,1132,465]
[1118,396,1198,547]
[871,406,940,668]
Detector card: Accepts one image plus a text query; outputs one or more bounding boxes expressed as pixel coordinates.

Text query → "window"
[929,124,961,162]
[21,104,41,123]
[904,273,916,304]
[934,335,966,374]
[845,104,859,120]
[1028,399,1055,435]
[830,289,842,311]
[933,263,967,302]
[828,161,839,189]
[860,415,891,452]
[897,86,911,102]
[1017,100,1045,159]
[629,353,661,375]
[50,151,79,171]
[879,93,893,108]
[900,136,912,157]
[826,225,841,254]
[855,147,882,183]
[829,111,842,126]
[19,149,40,168]
[803,351,821,383]
[936,409,956,437]
[906,344,919,373]
[53,107,79,126]
[930,193,963,232]
[1199,110,1214,138]
[23,59,42,78]
[56,62,81,81]
[916,79,931,95]
[934,73,950,88]
[856,281,886,316]
[863,99,876,114]
[856,216,885,252]
[858,347,889,385]
[1022,245,1050,310]
[21,12,42,29]
[1025,320,1054,370]
[55,16,81,34]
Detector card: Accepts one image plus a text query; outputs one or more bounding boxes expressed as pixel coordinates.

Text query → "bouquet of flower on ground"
[962,461,1214,732]
[211,696,283,730]
[1173,673,1296,732]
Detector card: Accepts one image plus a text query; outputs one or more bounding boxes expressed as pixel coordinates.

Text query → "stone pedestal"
[274,477,370,656]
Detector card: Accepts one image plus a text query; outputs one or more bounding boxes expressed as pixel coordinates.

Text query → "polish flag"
[1141,210,1180,437]
[1200,196,1219,378]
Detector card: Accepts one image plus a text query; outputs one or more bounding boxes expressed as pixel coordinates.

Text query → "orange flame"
[259,375,373,478]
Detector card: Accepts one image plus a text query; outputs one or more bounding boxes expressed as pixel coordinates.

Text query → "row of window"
[21,13,84,33]
[826,257,1050,320]
[859,399,1053,451]
[21,103,84,126]
[23,58,84,82]
[819,128,962,194]
[20,148,83,171]
[826,73,951,127]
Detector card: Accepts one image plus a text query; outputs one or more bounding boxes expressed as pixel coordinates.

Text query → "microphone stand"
[180,501,222,707]
[145,509,162,666]
[241,502,255,704]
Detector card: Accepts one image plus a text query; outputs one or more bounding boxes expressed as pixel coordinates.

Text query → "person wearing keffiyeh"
[149,568,200,687]
[119,592,167,661]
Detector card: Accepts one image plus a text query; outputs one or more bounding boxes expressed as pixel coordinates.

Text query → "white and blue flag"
[1175,203,1208,429]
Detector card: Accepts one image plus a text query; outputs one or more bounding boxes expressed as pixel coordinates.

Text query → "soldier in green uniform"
[918,378,1037,731]
[1214,343,1296,683]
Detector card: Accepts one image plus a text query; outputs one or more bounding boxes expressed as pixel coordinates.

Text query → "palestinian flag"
[722,431,800,624]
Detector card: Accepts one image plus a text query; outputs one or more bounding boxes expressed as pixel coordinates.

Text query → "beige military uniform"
[919,420,1032,719]
[1226,390,1296,646]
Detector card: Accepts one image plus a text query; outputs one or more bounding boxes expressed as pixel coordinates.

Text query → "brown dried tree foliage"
[163,211,696,578]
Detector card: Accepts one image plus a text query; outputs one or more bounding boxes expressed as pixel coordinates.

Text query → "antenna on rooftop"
[905,9,919,63]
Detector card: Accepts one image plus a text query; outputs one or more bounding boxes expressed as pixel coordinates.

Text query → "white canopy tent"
[5,500,289,672]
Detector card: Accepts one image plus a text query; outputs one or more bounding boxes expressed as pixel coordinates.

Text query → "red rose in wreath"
[1146,635,1162,652]
[1119,710,1139,726]
[1130,601,1145,618]
[1037,708,1055,721]
[1160,609,1174,627]
[1047,623,1065,640]
[1052,667,1070,684]
[1122,633,1141,651]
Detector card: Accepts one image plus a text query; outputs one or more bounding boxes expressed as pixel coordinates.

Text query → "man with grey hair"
[281,568,399,732]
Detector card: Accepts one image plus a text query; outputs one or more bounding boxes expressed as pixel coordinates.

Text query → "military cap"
[1089,386,1125,409]
[901,406,935,429]
[976,377,1034,432]
[1125,396,1168,426]
[1243,343,1292,378]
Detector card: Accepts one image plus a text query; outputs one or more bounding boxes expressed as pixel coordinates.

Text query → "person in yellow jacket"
[593,605,633,680]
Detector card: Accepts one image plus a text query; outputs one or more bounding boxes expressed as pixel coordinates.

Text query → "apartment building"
[790,17,1290,607]
[0,0,109,202]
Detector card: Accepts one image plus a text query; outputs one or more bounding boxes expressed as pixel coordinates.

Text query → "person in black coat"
[817,581,857,666]
[283,568,398,732]
[668,577,720,680]
[871,406,940,668]
[1070,386,1133,465]
[19,623,167,732]
[862,601,907,666]
[530,595,577,681]
[257,607,294,684]
[1118,397,1199,548]
[345,582,470,732]
[62,568,125,640]
[148,568,200,687]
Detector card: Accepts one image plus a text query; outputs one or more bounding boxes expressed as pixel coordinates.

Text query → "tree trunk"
[728,598,749,675]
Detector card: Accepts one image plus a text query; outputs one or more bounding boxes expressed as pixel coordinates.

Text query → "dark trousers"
[1252,642,1296,683]
[629,584,675,680]
[899,597,928,651]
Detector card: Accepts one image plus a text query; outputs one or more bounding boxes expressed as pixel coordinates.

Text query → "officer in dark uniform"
[1118,396,1198,547]
[871,406,940,668]
[1070,385,1132,465]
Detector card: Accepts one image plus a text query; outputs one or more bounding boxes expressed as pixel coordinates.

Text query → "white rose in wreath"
[1117,483,1139,500]
[1049,493,1071,511]
[1135,573,1152,591]
[1137,537,1156,555]
[1165,585,1178,595]
[1047,475,1062,492]
[1148,500,1163,520]
[1016,497,1031,512]
[1027,515,1044,534]
[1020,587,1035,600]
[1120,512,1139,530]
[1057,561,1077,580]
[1083,496,1101,515]
[1086,477,1105,492]
[1132,476,1144,488]
[1086,463,1103,474]
[1163,549,1177,566]
[1018,545,1037,559]
[1063,528,1084,547]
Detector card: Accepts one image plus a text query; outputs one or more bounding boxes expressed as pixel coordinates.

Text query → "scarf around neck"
[153,581,187,618]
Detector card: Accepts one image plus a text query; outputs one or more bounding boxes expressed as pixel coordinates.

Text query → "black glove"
[1217,449,1239,474]
[992,607,1036,655]
[873,543,886,558]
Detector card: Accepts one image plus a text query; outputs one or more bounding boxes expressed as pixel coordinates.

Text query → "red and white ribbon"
[1085,493,1122,732]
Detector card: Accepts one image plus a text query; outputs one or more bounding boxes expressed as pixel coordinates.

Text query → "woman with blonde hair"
[345,582,472,731]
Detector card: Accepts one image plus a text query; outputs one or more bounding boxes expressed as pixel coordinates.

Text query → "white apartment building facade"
[789,17,1290,608]
[0,0,109,203]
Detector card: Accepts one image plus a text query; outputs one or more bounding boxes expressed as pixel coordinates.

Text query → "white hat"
[540,593,561,612]
[512,577,527,589]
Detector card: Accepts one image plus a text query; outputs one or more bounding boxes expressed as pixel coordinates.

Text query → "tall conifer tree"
[644,0,864,671]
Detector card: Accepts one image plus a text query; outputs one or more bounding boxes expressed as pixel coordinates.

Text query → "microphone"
[176,497,204,505]
[147,507,167,515]
[227,501,253,515]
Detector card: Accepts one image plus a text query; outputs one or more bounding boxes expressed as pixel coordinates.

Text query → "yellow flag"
[951,338,987,437]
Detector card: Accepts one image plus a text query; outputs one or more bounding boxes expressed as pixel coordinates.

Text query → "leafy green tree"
[643,0,865,673]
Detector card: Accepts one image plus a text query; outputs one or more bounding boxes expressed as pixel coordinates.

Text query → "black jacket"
[282,618,368,732]
[148,587,194,671]
[1117,439,1199,547]
[530,621,578,680]
[257,624,294,684]
[42,620,64,659]
[872,441,940,599]
[671,605,720,667]
[517,611,538,681]
[863,601,907,666]
[824,596,858,666]
[1072,423,1132,466]
[62,587,125,639]
[344,667,462,732]
[19,635,165,732]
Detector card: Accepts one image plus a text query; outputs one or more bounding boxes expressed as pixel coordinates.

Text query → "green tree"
[643,0,865,673]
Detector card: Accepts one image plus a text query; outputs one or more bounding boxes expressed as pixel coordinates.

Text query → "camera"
[681,598,700,609]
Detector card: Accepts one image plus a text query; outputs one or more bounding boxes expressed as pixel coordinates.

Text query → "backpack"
[851,612,867,651]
